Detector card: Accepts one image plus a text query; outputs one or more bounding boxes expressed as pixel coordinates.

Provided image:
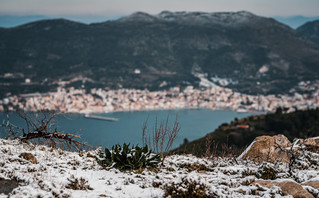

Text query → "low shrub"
[65,175,93,190]
[163,177,217,198]
[257,163,277,180]
[97,143,161,171]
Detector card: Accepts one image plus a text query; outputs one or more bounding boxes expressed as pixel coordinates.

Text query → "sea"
[0,109,255,149]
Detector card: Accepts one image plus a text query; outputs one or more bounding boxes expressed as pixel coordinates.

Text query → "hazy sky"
[0,0,318,17]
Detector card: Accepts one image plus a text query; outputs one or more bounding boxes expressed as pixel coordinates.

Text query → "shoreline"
[0,106,267,115]
[0,85,318,114]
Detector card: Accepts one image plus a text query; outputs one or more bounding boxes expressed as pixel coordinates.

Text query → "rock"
[291,137,319,153]
[0,178,20,195]
[277,181,314,198]
[303,180,319,189]
[253,180,273,188]
[254,180,314,198]
[303,137,319,153]
[239,134,292,163]
[19,152,37,164]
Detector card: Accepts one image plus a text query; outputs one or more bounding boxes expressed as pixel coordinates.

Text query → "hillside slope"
[174,108,319,156]
[297,20,319,44]
[1,11,319,96]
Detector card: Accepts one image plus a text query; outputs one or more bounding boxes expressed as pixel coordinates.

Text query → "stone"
[254,180,314,198]
[303,180,319,189]
[303,137,319,153]
[19,152,37,164]
[277,181,314,198]
[239,134,292,163]
[0,178,20,195]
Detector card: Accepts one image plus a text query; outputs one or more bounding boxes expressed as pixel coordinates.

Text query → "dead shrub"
[142,116,180,164]
[163,177,217,198]
[65,175,93,190]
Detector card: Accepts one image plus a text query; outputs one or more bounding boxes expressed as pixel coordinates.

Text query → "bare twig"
[142,115,180,164]
[1,110,93,151]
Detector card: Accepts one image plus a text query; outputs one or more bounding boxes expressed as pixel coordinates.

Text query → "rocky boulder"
[291,137,319,153]
[19,152,37,164]
[0,178,20,195]
[254,180,314,198]
[238,134,292,163]
[303,137,319,153]
[302,180,319,189]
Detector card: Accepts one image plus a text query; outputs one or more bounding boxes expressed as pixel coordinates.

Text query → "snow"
[119,10,258,27]
[238,140,256,160]
[0,138,318,197]
[156,10,256,26]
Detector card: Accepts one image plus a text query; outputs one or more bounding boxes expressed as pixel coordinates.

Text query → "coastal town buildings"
[0,82,318,114]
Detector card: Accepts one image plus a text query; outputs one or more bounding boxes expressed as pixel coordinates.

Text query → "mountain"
[1,11,319,96]
[297,20,319,44]
[274,16,319,29]
[0,15,51,28]
[174,108,319,157]
[0,15,122,28]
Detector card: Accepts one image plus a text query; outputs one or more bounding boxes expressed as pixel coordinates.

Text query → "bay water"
[0,109,254,149]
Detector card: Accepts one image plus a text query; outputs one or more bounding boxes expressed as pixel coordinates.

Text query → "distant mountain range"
[0,15,122,28]
[2,14,318,29]
[274,15,319,29]
[0,11,319,96]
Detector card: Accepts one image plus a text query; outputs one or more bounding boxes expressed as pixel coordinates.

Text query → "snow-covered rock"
[254,180,314,198]
[238,134,292,163]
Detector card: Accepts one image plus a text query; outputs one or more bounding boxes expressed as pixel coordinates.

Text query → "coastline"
[0,85,318,114]
[0,101,267,115]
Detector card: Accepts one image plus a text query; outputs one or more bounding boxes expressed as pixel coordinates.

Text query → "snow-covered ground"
[0,138,318,197]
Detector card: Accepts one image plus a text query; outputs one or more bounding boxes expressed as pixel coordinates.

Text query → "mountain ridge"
[1,11,319,96]
[118,11,258,25]
[297,20,319,44]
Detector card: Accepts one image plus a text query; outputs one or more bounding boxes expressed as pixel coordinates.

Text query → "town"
[0,81,318,114]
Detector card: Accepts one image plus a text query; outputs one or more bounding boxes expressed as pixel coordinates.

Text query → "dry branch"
[142,115,180,163]
[1,110,93,151]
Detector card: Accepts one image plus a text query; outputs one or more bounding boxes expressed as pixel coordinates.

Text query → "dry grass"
[142,115,180,163]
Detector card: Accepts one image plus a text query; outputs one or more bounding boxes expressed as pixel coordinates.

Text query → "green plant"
[97,143,161,171]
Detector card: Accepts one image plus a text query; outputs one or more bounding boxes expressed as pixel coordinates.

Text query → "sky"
[0,0,318,18]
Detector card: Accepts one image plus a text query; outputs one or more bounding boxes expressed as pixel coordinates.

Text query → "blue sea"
[0,109,254,149]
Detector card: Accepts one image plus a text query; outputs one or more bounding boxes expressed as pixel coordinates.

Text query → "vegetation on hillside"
[174,108,319,157]
[1,12,319,96]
